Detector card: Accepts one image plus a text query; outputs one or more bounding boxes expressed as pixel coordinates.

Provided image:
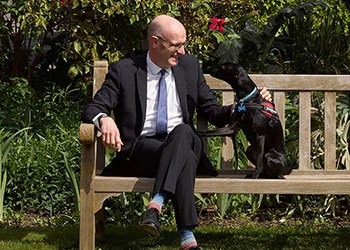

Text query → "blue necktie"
[156,69,167,135]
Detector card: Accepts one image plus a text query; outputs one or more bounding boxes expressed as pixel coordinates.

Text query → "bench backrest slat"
[93,61,108,96]
[222,92,234,169]
[298,92,312,170]
[324,92,337,170]
[273,91,286,131]
[93,61,108,175]
[206,74,350,91]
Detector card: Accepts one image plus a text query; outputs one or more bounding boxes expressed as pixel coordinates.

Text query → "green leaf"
[141,195,149,207]
[1,128,31,162]
[73,41,81,53]
[68,65,79,79]
[212,32,226,43]
[81,0,89,8]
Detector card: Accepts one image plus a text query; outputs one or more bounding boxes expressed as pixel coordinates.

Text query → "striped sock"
[180,229,197,250]
[148,193,166,213]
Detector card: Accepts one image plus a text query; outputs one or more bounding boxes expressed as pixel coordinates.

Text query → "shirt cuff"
[92,113,108,131]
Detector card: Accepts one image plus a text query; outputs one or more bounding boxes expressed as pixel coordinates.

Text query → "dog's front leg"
[252,135,266,179]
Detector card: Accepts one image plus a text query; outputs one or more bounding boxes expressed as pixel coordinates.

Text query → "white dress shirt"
[142,52,184,136]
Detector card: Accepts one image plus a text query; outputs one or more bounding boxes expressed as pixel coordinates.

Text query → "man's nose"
[177,46,185,55]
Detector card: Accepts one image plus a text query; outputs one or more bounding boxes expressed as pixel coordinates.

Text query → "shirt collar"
[147,51,170,75]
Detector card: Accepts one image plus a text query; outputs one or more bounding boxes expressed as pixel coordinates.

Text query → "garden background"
[0,0,349,235]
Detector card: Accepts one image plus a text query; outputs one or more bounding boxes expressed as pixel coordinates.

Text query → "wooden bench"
[79,60,350,250]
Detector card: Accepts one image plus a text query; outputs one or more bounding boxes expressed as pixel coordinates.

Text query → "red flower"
[59,0,73,5]
[209,17,225,33]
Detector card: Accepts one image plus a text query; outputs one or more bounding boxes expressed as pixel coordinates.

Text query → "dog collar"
[238,87,258,104]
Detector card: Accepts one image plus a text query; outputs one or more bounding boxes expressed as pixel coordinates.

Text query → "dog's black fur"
[207,62,292,179]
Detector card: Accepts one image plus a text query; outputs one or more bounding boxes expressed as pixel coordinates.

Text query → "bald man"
[83,15,271,250]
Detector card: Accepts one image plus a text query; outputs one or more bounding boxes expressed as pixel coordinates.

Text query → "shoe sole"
[139,223,160,237]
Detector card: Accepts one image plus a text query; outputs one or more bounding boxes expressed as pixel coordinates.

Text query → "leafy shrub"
[0,80,84,216]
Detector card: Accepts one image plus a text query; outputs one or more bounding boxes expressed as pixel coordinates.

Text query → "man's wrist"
[98,114,108,125]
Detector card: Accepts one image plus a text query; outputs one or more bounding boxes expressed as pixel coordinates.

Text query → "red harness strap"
[261,102,278,118]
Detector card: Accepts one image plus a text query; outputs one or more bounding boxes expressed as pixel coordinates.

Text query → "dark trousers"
[130,124,202,230]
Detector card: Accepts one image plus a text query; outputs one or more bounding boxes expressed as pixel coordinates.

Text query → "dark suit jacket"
[82,52,232,175]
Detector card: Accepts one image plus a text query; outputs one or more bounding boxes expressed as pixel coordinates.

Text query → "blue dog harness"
[235,87,278,119]
[236,87,258,112]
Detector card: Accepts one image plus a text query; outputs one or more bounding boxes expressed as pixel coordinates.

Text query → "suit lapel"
[135,55,148,134]
[172,65,189,124]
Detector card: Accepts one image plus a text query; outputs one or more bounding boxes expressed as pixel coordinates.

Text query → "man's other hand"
[259,87,272,102]
[100,116,123,152]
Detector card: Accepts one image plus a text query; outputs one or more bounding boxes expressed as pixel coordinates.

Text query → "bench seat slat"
[217,169,350,175]
[94,176,350,195]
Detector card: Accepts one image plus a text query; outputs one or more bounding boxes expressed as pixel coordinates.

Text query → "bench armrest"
[80,123,96,144]
[80,123,106,175]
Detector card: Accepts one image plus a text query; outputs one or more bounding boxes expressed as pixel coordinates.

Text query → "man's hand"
[259,87,272,102]
[100,116,123,152]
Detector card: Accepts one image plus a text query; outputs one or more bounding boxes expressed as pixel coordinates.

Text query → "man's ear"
[150,36,159,49]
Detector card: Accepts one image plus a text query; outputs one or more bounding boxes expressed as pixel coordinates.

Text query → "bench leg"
[80,191,95,250]
[95,206,105,239]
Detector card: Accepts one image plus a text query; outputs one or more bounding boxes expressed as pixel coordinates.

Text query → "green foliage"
[63,153,80,212]
[0,0,256,85]
[210,1,350,74]
[0,1,68,86]
[4,124,80,216]
[336,103,350,169]
[0,80,83,216]
[0,128,31,221]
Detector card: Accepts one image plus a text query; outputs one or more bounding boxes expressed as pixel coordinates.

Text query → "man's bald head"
[147,15,185,38]
[147,15,187,68]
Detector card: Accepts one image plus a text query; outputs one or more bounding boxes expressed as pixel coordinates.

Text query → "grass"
[0,223,349,249]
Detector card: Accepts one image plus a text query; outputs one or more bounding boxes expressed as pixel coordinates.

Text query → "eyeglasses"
[155,35,188,50]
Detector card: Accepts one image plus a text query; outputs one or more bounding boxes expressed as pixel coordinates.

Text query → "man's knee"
[171,124,193,136]
[170,124,202,156]
[171,124,201,142]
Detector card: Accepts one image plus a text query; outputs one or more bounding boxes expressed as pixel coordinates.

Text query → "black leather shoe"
[139,208,160,236]
[188,246,201,250]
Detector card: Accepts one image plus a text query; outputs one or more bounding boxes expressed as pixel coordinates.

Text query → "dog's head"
[208,62,256,94]
[208,62,245,89]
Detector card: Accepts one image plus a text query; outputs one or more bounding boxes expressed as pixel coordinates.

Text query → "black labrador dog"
[206,62,292,179]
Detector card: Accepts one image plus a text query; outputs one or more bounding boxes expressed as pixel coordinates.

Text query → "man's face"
[150,32,187,68]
